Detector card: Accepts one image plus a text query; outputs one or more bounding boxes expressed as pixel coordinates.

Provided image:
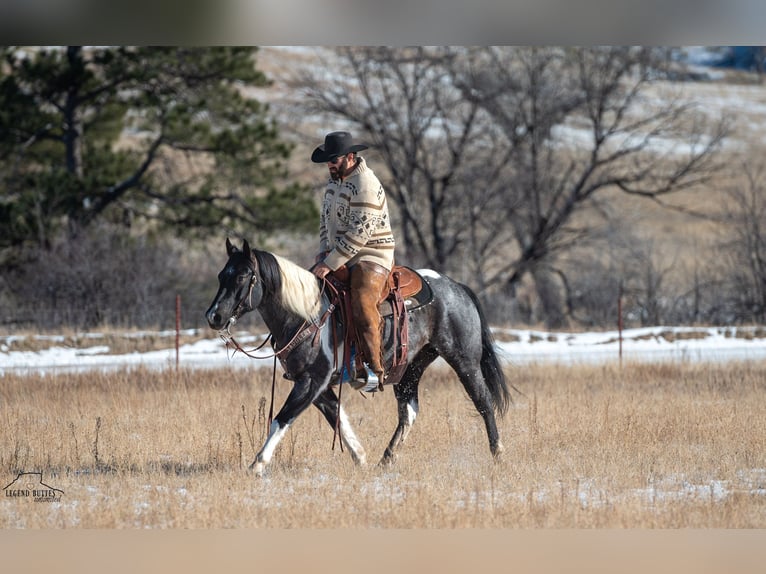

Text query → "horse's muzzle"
[205,304,224,330]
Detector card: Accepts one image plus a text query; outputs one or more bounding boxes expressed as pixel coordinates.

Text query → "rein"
[221,276,336,362]
[219,275,343,442]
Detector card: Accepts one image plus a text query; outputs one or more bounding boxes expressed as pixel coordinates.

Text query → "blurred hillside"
[3,46,766,332]
[245,46,766,327]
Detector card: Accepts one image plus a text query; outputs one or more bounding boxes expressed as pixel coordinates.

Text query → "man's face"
[327,153,350,180]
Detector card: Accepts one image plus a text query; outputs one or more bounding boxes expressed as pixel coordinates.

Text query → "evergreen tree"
[0,46,316,253]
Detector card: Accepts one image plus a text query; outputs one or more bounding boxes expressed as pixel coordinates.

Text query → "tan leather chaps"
[349,261,389,377]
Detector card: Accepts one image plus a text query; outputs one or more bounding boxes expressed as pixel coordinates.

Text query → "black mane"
[253,249,282,296]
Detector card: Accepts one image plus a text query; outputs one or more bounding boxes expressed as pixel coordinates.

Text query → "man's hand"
[312,262,332,279]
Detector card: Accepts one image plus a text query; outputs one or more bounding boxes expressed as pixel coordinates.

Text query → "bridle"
[216,267,345,451]
[219,264,339,364]
[221,264,259,336]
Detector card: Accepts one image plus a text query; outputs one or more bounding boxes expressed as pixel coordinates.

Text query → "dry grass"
[1,361,764,528]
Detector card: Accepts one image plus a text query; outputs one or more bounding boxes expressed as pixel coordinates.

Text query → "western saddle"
[326,264,423,388]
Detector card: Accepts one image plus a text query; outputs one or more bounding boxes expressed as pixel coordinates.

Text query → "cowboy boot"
[350,261,389,391]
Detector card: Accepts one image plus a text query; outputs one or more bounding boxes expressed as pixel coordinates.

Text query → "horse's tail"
[461,283,511,417]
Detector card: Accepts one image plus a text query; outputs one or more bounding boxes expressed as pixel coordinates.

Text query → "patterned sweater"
[319,156,396,271]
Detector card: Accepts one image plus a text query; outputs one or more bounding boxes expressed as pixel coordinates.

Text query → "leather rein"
[217,268,344,444]
[219,268,338,364]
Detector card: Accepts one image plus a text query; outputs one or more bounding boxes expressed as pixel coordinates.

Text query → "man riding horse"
[310,131,396,389]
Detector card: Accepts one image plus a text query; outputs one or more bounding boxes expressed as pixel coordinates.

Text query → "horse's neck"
[257,294,305,344]
[253,253,324,343]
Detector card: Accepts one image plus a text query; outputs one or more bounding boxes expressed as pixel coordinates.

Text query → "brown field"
[1,360,764,528]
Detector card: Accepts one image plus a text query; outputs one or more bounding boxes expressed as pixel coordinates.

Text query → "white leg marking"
[398,401,419,445]
[338,406,367,465]
[257,420,289,465]
[406,402,419,425]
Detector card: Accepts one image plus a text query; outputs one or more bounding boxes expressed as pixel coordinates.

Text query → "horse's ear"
[243,239,252,260]
[226,237,236,256]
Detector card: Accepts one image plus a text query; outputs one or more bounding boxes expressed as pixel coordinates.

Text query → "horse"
[205,238,511,476]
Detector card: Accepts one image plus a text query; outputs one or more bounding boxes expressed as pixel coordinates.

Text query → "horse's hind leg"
[380,348,437,465]
[449,360,504,458]
[313,387,367,466]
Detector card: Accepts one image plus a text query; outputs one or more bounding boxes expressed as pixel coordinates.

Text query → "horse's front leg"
[313,387,367,466]
[249,373,326,476]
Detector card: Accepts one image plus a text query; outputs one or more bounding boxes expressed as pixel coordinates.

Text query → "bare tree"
[717,160,766,323]
[452,47,728,326]
[294,47,514,279]
[294,46,728,328]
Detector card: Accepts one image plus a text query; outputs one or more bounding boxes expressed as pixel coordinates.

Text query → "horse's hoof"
[378,453,395,467]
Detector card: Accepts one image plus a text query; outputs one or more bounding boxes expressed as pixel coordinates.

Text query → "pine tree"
[0,46,316,252]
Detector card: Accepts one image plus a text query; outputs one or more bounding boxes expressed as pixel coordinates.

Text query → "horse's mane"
[256,251,322,322]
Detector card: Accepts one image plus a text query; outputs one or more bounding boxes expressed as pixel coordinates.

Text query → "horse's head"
[205,238,261,331]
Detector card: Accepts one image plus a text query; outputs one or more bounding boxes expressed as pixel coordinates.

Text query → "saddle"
[326,265,425,387]
[329,264,423,305]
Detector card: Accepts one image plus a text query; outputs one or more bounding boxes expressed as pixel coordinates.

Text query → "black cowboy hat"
[311,131,369,163]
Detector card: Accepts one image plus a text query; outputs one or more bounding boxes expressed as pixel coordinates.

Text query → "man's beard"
[329,157,349,181]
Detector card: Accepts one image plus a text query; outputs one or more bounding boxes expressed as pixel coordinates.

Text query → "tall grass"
[1,361,764,528]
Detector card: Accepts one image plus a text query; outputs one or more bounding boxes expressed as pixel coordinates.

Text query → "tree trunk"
[531,266,569,329]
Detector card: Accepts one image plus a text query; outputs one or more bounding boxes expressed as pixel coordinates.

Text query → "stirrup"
[350,364,381,393]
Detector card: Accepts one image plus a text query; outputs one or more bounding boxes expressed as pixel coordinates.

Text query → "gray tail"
[461,283,511,416]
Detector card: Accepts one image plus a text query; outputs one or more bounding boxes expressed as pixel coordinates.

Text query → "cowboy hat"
[311,131,369,163]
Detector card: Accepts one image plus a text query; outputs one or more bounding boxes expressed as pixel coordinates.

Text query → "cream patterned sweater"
[319,156,395,271]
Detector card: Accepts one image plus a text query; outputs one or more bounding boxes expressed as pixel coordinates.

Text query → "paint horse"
[205,239,510,475]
